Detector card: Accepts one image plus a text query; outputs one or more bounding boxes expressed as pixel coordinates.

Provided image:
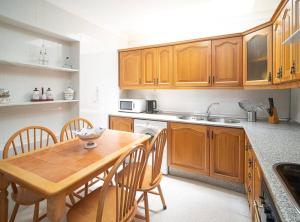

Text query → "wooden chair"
[60,117,94,142]
[119,128,168,222]
[67,144,148,222]
[2,126,58,222]
[60,117,104,198]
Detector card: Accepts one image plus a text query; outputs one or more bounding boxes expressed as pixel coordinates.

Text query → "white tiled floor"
[8,175,250,222]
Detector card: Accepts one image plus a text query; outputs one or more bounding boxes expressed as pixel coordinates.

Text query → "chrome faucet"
[205,102,220,120]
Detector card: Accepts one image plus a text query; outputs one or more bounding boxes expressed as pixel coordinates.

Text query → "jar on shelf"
[46,88,54,100]
[0,88,10,104]
[32,88,40,101]
[64,87,74,100]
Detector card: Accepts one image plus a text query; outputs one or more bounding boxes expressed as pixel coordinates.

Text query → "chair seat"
[67,186,137,222]
[118,164,162,191]
[11,186,44,205]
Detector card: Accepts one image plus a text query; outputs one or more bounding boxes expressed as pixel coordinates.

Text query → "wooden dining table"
[0,129,150,222]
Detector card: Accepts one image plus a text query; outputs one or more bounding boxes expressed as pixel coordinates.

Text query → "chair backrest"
[3,125,58,159]
[60,117,94,142]
[148,128,167,185]
[96,145,147,222]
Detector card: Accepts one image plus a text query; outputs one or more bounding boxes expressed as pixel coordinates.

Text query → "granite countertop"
[110,112,300,222]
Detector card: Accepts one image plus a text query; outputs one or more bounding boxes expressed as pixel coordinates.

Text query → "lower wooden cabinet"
[209,127,245,183]
[168,122,210,175]
[168,123,245,183]
[245,136,262,221]
[109,116,133,132]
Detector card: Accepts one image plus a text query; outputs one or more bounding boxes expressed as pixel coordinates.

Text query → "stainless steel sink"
[208,118,240,124]
[176,115,205,121]
[274,163,300,212]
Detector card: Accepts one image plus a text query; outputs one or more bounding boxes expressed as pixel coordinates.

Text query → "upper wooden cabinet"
[273,19,283,84]
[282,0,293,82]
[212,37,243,87]
[243,26,273,86]
[173,41,212,87]
[168,122,210,175]
[119,50,141,88]
[109,116,133,132]
[209,127,245,183]
[292,0,300,80]
[141,46,173,88]
[142,48,156,86]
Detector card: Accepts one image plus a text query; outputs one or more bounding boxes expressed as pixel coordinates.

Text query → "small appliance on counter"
[146,100,157,113]
[119,99,146,113]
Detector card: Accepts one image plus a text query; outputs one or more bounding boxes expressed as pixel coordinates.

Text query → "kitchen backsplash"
[291,88,300,123]
[122,89,291,119]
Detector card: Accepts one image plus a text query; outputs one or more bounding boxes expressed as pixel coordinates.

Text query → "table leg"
[47,192,66,222]
[0,173,9,222]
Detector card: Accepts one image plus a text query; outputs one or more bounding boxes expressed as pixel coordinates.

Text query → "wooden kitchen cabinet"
[292,0,300,80]
[243,26,273,86]
[245,136,254,216]
[119,50,142,88]
[173,41,211,87]
[141,46,173,88]
[273,19,283,84]
[282,0,293,82]
[245,136,262,222]
[209,127,245,183]
[109,116,134,132]
[273,0,294,83]
[212,37,243,87]
[168,122,210,175]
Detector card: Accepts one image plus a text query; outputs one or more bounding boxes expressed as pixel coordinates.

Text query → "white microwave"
[119,99,146,113]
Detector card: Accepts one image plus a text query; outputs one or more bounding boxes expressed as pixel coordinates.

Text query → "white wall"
[291,88,300,123]
[0,0,128,150]
[124,89,291,119]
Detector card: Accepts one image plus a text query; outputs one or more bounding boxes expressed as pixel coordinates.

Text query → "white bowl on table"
[74,127,105,149]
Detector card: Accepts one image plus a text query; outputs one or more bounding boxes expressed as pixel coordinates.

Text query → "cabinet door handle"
[211,131,214,139]
[268,72,272,82]
[208,76,211,84]
[291,61,296,74]
[212,76,215,83]
[207,130,210,139]
[157,78,159,85]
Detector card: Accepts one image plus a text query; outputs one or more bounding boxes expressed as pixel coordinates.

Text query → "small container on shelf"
[63,56,73,69]
[31,88,40,101]
[46,88,54,100]
[0,88,10,104]
[64,87,74,100]
[41,87,47,101]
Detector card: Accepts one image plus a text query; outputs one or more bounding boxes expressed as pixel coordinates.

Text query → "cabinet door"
[293,0,300,80]
[109,116,133,132]
[253,156,262,222]
[244,26,273,86]
[212,37,242,87]
[119,50,141,88]
[142,48,157,86]
[273,20,283,84]
[173,41,211,87]
[281,1,293,82]
[168,123,210,175]
[210,127,245,183]
[157,46,173,88]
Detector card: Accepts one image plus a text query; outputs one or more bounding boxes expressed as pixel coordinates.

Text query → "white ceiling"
[46,0,281,46]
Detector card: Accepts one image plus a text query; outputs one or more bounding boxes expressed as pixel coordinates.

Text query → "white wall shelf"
[0,100,80,107]
[0,59,79,72]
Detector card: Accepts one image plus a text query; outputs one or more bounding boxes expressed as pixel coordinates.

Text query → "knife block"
[268,107,279,124]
